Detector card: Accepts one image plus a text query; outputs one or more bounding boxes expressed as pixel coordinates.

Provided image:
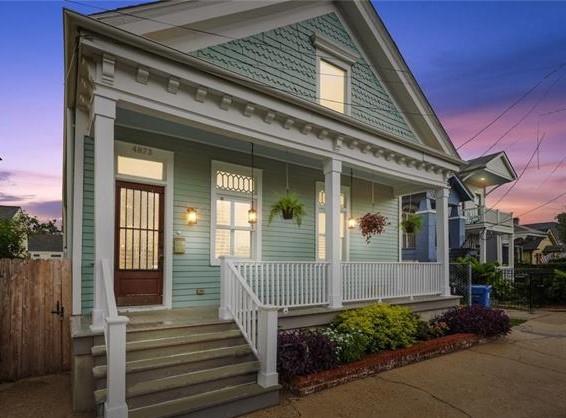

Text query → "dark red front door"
[115,181,164,306]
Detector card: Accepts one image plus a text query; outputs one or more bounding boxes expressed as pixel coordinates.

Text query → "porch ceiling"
[115,107,433,194]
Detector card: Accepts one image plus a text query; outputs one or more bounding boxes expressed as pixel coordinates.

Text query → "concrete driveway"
[246,311,566,418]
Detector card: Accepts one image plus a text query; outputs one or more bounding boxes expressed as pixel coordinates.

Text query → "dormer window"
[319,59,346,113]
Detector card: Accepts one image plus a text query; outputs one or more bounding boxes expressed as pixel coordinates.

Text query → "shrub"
[333,304,419,352]
[434,305,511,338]
[277,329,337,380]
[320,327,369,363]
[415,318,449,341]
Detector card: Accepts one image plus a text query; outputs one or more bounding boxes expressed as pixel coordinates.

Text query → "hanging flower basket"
[358,212,389,244]
[269,192,306,226]
[401,213,423,234]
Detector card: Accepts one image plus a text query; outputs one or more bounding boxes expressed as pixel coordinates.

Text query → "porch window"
[211,161,262,264]
[402,204,417,249]
[318,59,347,113]
[315,182,349,261]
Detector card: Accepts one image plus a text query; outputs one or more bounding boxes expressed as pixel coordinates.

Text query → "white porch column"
[324,159,342,308]
[435,188,450,296]
[91,95,117,331]
[496,234,503,265]
[509,232,515,267]
[479,229,487,263]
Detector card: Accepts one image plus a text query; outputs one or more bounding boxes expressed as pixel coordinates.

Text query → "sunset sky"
[0,1,565,224]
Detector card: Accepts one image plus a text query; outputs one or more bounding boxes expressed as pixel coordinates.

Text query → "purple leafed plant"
[358,213,389,244]
[433,305,511,338]
[277,329,337,380]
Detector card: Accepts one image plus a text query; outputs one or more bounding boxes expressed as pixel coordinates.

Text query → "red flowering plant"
[358,212,389,244]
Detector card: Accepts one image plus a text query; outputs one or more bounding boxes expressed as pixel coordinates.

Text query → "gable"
[192,12,418,142]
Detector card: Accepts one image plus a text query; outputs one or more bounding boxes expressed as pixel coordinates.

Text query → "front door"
[115,181,164,306]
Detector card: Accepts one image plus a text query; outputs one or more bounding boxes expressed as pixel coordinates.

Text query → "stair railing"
[100,258,129,418]
[219,257,278,388]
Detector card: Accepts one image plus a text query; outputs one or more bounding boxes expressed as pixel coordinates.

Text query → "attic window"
[319,60,346,113]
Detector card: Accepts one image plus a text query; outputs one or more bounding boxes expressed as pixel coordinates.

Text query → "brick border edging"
[288,333,481,396]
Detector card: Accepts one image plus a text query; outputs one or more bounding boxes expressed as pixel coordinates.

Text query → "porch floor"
[71,295,459,338]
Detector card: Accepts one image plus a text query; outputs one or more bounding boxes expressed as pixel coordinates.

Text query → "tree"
[19,211,60,235]
[0,218,27,259]
[556,212,566,243]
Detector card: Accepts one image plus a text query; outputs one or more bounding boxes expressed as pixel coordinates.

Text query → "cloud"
[0,171,11,182]
[0,192,35,202]
[22,200,62,221]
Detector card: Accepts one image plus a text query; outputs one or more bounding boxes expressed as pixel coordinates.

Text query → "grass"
[510,318,527,327]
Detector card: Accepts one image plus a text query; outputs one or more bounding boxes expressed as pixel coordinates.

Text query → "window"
[319,59,347,113]
[315,182,349,261]
[117,156,164,180]
[402,205,417,249]
[211,161,262,264]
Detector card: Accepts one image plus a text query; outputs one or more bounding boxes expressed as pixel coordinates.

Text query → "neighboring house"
[62,2,466,417]
[515,221,564,264]
[28,234,64,259]
[0,205,23,221]
[402,152,517,268]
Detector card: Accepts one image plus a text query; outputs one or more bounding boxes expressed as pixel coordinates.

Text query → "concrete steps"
[92,320,279,418]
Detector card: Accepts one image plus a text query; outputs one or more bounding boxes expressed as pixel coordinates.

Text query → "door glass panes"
[215,229,231,258]
[118,184,162,271]
[216,199,231,225]
[319,60,346,113]
[234,201,251,227]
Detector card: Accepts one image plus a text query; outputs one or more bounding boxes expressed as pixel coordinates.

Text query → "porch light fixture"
[348,168,356,229]
[186,207,198,225]
[248,142,257,224]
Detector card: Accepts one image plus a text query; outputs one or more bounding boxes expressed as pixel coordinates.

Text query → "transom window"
[319,59,347,113]
[117,156,164,181]
[211,161,262,264]
[315,182,349,261]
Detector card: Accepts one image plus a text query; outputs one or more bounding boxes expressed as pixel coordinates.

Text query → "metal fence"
[450,263,472,306]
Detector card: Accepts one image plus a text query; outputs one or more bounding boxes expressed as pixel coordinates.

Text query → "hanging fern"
[269,193,306,226]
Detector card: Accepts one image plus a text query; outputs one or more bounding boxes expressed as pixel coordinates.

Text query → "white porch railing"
[233,261,330,308]
[464,206,513,228]
[497,266,515,282]
[100,259,129,418]
[342,262,444,303]
[219,258,278,388]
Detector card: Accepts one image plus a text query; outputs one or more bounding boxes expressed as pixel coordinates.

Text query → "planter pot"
[281,208,295,220]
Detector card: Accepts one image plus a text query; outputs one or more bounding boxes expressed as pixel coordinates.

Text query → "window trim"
[316,54,352,116]
[210,160,262,266]
[314,181,350,262]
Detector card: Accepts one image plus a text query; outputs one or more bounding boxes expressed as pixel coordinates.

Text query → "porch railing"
[233,261,329,308]
[219,258,278,388]
[497,266,515,282]
[100,259,129,418]
[464,206,513,228]
[342,262,444,303]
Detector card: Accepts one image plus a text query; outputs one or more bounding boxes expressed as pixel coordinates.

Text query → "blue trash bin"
[471,285,492,307]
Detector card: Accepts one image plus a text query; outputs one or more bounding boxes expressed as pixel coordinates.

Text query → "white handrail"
[219,258,278,388]
[233,261,330,308]
[341,262,444,303]
[100,259,129,418]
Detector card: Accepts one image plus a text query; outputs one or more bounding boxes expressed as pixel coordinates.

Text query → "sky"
[0,1,565,225]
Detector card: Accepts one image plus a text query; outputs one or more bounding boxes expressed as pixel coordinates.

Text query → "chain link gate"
[450,263,472,305]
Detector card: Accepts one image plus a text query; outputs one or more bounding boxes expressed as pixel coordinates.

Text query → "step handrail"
[100,258,129,418]
[219,257,278,388]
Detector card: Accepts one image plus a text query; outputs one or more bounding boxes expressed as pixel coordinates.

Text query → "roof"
[0,205,21,220]
[514,224,547,238]
[460,151,517,188]
[27,234,64,253]
[524,222,562,244]
[449,175,475,202]
[519,236,546,251]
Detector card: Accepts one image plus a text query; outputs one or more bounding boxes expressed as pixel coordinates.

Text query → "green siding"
[194,12,416,142]
[79,127,399,311]
[81,137,95,313]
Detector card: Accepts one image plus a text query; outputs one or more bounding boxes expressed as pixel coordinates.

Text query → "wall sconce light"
[248,207,257,224]
[186,207,198,225]
[347,216,357,229]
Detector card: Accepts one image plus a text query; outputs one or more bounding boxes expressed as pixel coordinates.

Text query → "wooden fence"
[0,259,71,381]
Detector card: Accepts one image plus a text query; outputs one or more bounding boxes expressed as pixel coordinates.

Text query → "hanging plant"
[401,213,423,234]
[358,212,389,244]
[269,193,306,226]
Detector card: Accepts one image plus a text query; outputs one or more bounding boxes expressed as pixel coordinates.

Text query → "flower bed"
[289,333,480,396]
[278,303,511,395]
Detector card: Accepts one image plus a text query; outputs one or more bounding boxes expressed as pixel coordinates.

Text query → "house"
[62,2,466,417]
[0,205,23,221]
[28,233,64,259]
[402,152,517,271]
[514,221,562,264]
